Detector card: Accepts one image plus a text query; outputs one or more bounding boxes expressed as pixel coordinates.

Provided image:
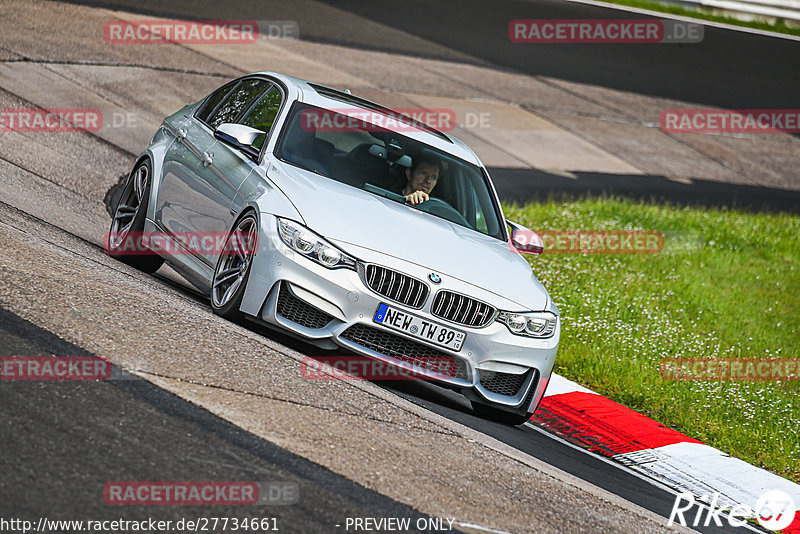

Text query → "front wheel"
[106,159,164,273]
[471,401,533,426]
[210,212,258,320]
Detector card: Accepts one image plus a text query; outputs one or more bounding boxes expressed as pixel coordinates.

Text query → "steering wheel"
[415,197,471,228]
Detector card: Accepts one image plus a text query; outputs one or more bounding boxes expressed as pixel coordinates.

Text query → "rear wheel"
[210,212,258,320]
[471,401,533,426]
[106,159,164,273]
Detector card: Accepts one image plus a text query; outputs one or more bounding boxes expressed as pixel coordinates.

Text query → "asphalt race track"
[1,0,796,533]
[0,307,437,533]
[70,0,800,109]
[64,0,800,209]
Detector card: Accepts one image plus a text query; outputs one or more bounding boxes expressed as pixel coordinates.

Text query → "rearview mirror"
[214,123,265,160]
[507,220,544,255]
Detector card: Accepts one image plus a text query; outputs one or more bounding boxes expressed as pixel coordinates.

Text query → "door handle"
[202,152,214,166]
[177,128,187,140]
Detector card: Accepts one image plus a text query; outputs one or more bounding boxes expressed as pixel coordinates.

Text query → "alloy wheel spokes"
[212,216,257,308]
[219,277,243,307]
[213,267,242,288]
[113,204,137,222]
[110,166,148,250]
[232,230,248,261]
[133,166,148,203]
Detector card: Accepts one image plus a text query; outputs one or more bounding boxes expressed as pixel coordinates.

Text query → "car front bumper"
[240,214,559,415]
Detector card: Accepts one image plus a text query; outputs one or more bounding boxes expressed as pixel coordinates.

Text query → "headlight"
[496,311,557,338]
[277,218,357,270]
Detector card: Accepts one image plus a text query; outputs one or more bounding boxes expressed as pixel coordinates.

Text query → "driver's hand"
[405,191,429,205]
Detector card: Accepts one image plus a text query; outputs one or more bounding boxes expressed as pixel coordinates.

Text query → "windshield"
[275,102,505,240]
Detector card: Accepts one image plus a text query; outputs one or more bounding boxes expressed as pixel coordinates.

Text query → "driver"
[401,156,442,205]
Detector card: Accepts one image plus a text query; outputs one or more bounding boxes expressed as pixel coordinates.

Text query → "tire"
[471,401,533,426]
[210,211,258,320]
[106,159,164,274]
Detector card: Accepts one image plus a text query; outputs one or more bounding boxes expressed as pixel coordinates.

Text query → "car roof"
[252,71,482,166]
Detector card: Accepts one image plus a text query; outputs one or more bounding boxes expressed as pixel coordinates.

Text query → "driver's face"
[406,162,439,194]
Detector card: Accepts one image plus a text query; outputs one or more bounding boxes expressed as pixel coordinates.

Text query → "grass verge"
[587,0,800,37]
[505,197,799,483]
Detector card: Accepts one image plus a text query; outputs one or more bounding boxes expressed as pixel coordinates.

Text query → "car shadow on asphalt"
[0,306,443,531]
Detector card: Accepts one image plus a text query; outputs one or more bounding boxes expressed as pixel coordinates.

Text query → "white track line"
[564,0,800,41]
[524,421,766,532]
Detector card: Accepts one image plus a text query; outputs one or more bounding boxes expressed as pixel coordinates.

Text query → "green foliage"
[508,197,799,483]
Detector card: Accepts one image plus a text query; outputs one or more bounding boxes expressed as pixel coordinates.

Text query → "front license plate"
[373,303,466,351]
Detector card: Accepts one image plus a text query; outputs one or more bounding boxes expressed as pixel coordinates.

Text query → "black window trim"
[194,80,239,126]
[192,75,288,165]
[477,166,508,242]
[274,101,508,242]
[197,78,270,130]
[308,82,452,143]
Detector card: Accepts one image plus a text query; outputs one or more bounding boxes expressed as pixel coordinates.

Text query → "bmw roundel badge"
[428,273,442,284]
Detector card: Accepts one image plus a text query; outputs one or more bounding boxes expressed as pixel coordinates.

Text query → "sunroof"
[308,83,452,143]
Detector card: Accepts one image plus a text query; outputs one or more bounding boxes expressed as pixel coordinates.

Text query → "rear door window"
[206,79,270,129]
[195,81,237,124]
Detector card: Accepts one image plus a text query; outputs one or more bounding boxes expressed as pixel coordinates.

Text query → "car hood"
[268,162,549,311]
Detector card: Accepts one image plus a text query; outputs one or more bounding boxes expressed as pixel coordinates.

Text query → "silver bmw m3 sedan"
[107,72,559,425]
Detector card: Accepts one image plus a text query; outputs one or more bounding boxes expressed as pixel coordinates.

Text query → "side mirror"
[214,123,265,160]
[507,220,544,255]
